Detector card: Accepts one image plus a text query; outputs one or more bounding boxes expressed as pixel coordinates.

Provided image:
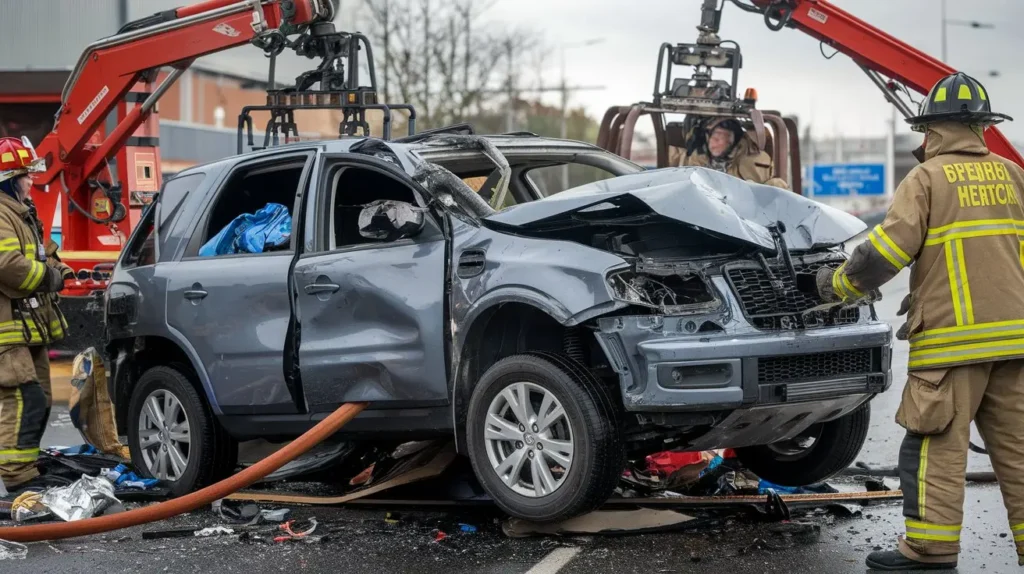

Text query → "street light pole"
[941,2,994,64]
[941,0,947,62]
[559,38,604,190]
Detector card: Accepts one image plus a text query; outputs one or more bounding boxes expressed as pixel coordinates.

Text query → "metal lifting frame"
[30,0,329,254]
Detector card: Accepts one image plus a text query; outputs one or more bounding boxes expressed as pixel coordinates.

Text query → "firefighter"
[0,136,72,491]
[816,72,1024,570]
[668,116,789,188]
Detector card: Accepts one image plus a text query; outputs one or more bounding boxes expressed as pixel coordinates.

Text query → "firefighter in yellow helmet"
[0,136,72,492]
[817,72,1024,570]
[668,116,789,189]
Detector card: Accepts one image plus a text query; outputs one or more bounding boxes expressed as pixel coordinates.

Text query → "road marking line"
[525,547,581,574]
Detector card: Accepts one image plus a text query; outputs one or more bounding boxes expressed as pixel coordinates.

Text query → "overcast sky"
[478,0,1024,143]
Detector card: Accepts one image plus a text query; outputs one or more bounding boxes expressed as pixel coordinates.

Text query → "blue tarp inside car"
[199,202,292,257]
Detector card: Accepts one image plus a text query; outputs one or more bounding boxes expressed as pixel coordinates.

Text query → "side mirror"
[358,200,426,242]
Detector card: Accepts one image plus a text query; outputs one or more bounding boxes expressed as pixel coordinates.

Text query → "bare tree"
[364,0,543,130]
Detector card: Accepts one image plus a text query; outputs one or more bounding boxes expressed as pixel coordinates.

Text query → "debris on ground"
[40,474,121,521]
[256,441,358,484]
[503,509,697,538]
[272,518,319,543]
[0,539,27,560]
[227,440,456,505]
[195,526,235,538]
[211,499,291,525]
[11,491,50,522]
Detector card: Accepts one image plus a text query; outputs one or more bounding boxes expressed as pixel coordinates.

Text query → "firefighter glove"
[897,294,912,317]
[815,266,841,303]
[41,266,65,293]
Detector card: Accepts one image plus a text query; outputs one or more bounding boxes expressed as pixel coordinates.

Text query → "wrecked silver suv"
[104,133,891,523]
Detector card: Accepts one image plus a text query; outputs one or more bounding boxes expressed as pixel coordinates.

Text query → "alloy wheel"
[483,381,575,497]
[137,389,191,481]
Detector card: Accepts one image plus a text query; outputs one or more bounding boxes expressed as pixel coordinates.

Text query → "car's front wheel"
[466,354,624,523]
[127,365,237,496]
[735,402,871,486]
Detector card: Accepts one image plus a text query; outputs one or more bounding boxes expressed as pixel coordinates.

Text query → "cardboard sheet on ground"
[502,509,696,538]
[226,441,457,505]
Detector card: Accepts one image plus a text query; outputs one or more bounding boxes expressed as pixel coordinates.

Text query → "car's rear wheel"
[127,365,237,496]
[735,402,871,486]
[466,354,624,523]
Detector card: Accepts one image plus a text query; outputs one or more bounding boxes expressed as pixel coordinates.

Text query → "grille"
[725,260,860,330]
[758,349,874,384]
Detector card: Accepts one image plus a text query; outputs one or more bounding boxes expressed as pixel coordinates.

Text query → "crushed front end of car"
[483,166,893,452]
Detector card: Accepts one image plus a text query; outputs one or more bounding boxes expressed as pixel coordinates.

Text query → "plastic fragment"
[194,526,235,538]
[433,530,447,543]
[0,539,27,561]
[459,523,477,533]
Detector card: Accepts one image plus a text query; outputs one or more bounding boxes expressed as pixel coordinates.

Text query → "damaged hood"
[484,167,867,251]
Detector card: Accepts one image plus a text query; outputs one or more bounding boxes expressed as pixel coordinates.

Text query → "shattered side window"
[462,171,516,209]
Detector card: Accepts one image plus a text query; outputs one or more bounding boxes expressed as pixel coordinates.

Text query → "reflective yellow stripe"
[907,532,961,542]
[832,264,846,300]
[0,319,64,345]
[906,520,961,542]
[0,448,40,463]
[958,84,972,100]
[868,225,912,269]
[979,86,987,101]
[13,387,23,445]
[925,218,1024,246]
[17,260,44,291]
[909,336,1024,369]
[956,239,974,324]
[946,243,965,326]
[911,319,1024,348]
[918,437,930,519]
[934,87,948,102]
[830,262,864,301]
[907,521,961,532]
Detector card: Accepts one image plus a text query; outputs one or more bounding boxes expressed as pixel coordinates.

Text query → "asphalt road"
[8,244,1018,573]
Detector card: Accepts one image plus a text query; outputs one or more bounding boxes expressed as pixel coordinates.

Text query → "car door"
[292,154,449,412]
[165,151,314,415]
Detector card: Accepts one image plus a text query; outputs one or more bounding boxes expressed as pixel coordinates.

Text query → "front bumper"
[593,277,893,413]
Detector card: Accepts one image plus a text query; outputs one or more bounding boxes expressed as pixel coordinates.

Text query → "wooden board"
[226,442,457,505]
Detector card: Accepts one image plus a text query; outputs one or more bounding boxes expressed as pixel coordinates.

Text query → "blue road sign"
[810,163,885,196]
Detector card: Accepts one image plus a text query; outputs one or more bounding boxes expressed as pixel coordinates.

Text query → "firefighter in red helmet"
[0,136,72,491]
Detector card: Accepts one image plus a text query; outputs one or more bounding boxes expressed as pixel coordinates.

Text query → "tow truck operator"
[668,116,789,189]
[818,72,1024,571]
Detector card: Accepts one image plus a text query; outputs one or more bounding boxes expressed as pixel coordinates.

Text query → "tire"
[735,402,871,487]
[127,365,238,497]
[465,354,624,523]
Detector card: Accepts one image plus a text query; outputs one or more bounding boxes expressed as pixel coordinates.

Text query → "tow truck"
[6,0,1024,361]
[598,0,1024,191]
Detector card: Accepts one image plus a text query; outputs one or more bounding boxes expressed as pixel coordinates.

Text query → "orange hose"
[0,402,367,543]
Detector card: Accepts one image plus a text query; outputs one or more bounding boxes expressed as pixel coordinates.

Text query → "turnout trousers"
[897,359,1024,563]
[0,345,51,487]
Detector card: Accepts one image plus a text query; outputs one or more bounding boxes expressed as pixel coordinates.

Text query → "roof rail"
[393,123,476,144]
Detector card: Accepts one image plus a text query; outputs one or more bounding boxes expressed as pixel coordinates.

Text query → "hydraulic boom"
[30,0,333,265]
[743,0,1024,166]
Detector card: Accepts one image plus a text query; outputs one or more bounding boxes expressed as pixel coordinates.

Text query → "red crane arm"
[36,0,323,192]
[750,0,1024,167]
